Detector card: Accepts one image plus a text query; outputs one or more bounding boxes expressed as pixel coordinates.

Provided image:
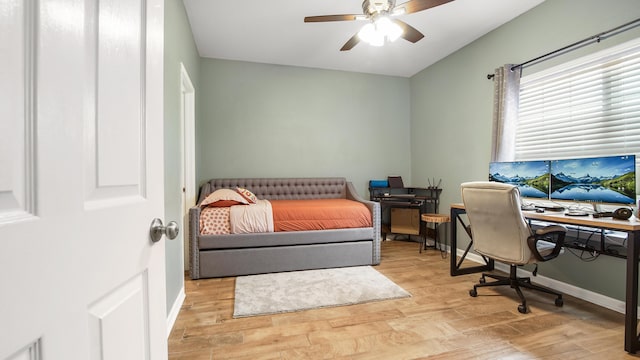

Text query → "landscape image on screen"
[489,161,550,198]
[550,155,636,204]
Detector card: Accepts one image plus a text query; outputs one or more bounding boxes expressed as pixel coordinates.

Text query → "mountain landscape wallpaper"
[489,155,637,204]
[550,155,636,204]
[489,161,550,198]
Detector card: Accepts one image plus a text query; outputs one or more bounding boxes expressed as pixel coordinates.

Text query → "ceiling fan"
[304,0,453,51]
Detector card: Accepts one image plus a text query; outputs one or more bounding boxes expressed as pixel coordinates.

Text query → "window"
[516,38,640,178]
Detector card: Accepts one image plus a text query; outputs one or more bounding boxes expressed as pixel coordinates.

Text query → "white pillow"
[200,189,250,207]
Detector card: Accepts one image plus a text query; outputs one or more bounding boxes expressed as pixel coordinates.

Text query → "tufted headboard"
[197,177,348,204]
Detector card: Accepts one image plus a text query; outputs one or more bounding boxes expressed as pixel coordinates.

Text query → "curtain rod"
[487,17,640,80]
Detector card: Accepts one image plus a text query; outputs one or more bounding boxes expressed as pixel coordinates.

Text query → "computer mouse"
[536,208,545,213]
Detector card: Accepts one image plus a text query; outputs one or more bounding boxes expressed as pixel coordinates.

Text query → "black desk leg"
[449,207,494,276]
[625,230,640,353]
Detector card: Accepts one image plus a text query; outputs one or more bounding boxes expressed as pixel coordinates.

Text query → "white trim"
[180,63,195,272]
[166,286,185,337]
[457,249,631,315]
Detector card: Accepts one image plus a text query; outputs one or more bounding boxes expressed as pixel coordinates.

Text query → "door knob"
[149,218,179,242]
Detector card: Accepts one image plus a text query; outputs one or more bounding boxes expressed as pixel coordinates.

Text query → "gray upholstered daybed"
[189,177,381,279]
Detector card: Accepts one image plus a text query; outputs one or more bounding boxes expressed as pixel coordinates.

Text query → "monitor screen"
[550,155,636,205]
[489,161,550,198]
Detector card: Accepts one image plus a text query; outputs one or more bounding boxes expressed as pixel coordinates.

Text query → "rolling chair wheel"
[469,289,478,297]
[518,304,528,314]
[555,298,563,307]
[479,277,486,284]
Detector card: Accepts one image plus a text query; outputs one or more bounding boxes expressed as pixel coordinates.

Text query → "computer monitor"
[550,155,636,205]
[489,160,550,199]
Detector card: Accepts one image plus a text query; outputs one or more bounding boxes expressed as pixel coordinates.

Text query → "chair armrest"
[535,225,567,236]
[527,225,567,262]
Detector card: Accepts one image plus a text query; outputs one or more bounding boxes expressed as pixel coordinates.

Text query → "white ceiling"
[183,0,545,78]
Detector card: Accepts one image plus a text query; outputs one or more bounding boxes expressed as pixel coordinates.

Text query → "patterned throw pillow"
[236,187,258,204]
[200,189,250,207]
[199,207,230,234]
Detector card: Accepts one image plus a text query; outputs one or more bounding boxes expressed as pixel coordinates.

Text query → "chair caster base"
[555,297,563,307]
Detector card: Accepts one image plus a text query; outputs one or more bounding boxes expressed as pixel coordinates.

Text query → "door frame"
[180,63,196,271]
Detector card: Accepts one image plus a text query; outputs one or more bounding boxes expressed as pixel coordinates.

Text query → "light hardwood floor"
[169,240,637,359]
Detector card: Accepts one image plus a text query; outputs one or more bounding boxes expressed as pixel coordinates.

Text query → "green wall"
[163,0,200,315]
[410,0,640,301]
[196,59,412,197]
[164,0,640,311]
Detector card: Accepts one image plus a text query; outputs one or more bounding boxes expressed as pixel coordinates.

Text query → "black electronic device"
[613,207,633,220]
[387,176,404,188]
[537,204,565,211]
[590,208,632,219]
[592,212,614,218]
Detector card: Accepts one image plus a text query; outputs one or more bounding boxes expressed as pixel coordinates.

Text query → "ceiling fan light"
[370,34,385,46]
[358,23,374,42]
[376,17,403,42]
[358,23,384,46]
[386,21,403,42]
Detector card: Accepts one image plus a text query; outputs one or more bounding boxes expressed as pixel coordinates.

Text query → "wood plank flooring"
[169,240,637,359]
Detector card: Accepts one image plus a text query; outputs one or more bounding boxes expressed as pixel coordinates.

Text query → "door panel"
[88,273,150,360]
[85,0,145,205]
[0,0,35,223]
[0,0,166,359]
[6,340,41,360]
[95,0,143,190]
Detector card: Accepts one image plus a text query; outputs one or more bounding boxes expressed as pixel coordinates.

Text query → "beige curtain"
[491,64,522,162]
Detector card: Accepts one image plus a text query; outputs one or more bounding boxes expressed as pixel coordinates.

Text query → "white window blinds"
[516,38,640,171]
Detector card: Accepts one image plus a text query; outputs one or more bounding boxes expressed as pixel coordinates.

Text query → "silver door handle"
[150,218,179,242]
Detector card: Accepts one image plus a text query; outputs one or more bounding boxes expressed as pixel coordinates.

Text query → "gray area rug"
[233,266,411,318]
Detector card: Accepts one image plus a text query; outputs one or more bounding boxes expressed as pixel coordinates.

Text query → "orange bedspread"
[270,199,372,232]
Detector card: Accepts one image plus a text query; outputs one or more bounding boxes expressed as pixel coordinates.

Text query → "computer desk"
[449,203,640,354]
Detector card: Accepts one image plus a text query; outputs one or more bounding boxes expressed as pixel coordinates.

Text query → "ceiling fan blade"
[392,19,424,43]
[395,0,453,15]
[340,34,360,51]
[304,14,359,23]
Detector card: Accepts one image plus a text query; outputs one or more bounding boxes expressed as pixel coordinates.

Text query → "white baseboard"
[166,287,186,337]
[457,249,627,315]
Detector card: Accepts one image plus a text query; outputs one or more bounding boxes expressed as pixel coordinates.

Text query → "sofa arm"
[189,206,201,279]
[346,182,381,264]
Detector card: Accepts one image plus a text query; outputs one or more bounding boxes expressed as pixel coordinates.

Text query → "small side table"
[420,213,450,257]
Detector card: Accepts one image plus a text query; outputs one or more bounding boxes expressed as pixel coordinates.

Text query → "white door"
[0,0,167,359]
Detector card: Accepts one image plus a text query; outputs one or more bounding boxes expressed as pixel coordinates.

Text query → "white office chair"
[461,181,567,313]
